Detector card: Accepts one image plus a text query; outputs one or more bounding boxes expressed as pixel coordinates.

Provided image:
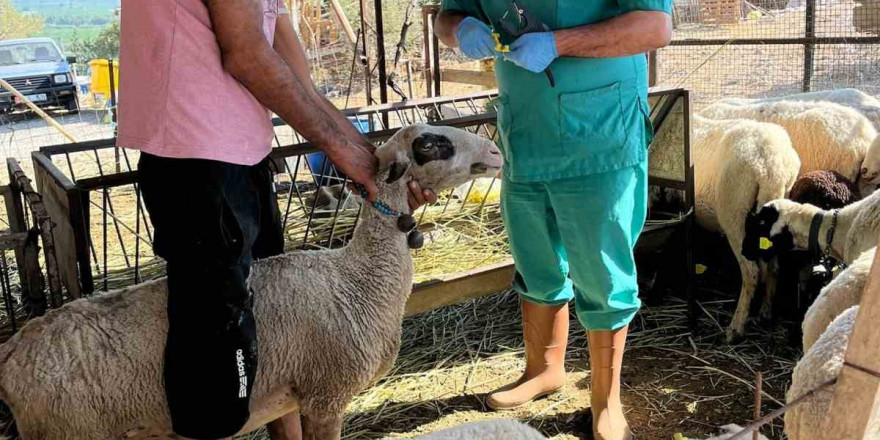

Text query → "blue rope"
[355,184,401,217]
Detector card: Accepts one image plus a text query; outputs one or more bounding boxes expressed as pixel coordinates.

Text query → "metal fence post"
[803,0,816,92]
[373,0,390,127]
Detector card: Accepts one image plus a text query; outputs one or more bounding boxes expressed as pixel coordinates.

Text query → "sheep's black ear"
[386,161,410,183]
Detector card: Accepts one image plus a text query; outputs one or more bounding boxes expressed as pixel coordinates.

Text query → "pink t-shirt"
[118,0,287,166]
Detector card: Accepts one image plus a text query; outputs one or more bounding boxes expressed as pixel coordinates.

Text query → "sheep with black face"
[743,187,880,266]
[0,123,503,440]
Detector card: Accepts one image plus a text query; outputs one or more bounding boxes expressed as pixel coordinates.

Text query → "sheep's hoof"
[725,328,744,344]
[408,230,425,249]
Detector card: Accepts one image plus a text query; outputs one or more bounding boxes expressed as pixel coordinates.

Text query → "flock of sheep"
[0,89,879,439]
[659,88,880,440]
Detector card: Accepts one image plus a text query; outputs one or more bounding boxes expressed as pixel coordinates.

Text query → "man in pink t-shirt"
[119,1,434,439]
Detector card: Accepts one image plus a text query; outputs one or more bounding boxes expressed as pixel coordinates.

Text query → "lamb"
[788,170,862,210]
[383,420,548,440]
[743,185,880,266]
[0,123,504,440]
[801,247,875,351]
[772,170,862,338]
[676,115,801,341]
[699,100,877,188]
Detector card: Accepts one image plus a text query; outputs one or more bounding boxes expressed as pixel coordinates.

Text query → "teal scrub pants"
[501,161,648,331]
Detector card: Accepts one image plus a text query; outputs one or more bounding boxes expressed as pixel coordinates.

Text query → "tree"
[0,0,45,40]
[68,20,120,62]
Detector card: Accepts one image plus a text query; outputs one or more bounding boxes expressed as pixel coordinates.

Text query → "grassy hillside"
[43,25,103,48]
[11,0,117,14]
[10,0,117,49]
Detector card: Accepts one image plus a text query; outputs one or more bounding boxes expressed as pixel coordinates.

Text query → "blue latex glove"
[456,17,498,60]
[504,32,558,73]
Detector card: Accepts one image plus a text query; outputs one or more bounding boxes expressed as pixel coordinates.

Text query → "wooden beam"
[440,69,497,88]
[33,155,83,299]
[0,232,27,251]
[327,0,357,44]
[3,164,45,313]
[404,259,514,317]
[825,244,880,438]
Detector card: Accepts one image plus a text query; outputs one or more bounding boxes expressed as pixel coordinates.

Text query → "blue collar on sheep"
[355,183,424,249]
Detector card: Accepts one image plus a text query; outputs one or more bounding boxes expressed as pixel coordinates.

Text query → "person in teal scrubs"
[435,3,671,439]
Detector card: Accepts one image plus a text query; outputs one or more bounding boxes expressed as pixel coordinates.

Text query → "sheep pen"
[3,90,880,440]
[0,104,821,440]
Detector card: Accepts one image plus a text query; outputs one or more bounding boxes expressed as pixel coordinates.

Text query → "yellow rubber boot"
[486,299,568,410]
[588,326,633,440]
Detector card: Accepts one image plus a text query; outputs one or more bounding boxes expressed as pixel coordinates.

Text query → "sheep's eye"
[420,143,434,152]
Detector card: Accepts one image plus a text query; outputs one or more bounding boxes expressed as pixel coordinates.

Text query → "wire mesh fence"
[656,0,880,106]
[27,91,504,295]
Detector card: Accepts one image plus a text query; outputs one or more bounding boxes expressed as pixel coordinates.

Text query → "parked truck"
[0,37,79,113]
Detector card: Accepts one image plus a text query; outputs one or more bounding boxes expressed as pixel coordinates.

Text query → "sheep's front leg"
[759,258,778,322]
[301,409,344,440]
[268,412,303,440]
[727,256,759,343]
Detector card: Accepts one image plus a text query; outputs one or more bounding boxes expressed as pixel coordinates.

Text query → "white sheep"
[701,307,870,440]
[656,113,801,341]
[743,186,880,267]
[699,100,877,189]
[717,88,880,125]
[784,305,880,440]
[383,420,548,440]
[861,136,880,189]
[712,89,880,191]
[698,424,769,440]
[801,247,875,352]
[0,123,504,440]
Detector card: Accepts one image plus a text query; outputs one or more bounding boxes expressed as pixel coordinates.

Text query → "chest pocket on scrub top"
[558,81,627,153]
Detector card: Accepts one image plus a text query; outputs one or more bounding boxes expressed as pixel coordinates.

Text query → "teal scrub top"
[441,0,672,182]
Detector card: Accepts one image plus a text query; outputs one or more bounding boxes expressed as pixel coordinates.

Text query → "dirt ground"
[233,283,798,440]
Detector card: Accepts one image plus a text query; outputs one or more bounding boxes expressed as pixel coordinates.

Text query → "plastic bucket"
[88,59,119,97]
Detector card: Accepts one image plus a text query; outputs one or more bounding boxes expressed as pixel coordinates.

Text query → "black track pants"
[139,152,283,439]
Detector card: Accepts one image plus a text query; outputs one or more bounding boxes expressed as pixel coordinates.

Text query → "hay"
[233,286,798,440]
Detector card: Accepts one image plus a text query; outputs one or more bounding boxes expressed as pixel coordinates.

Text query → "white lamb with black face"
[0,123,504,440]
[654,112,802,342]
[743,187,880,267]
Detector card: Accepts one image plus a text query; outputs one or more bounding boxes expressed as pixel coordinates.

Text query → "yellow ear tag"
[695,264,707,275]
[759,237,773,250]
[674,433,687,440]
[493,33,510,53]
